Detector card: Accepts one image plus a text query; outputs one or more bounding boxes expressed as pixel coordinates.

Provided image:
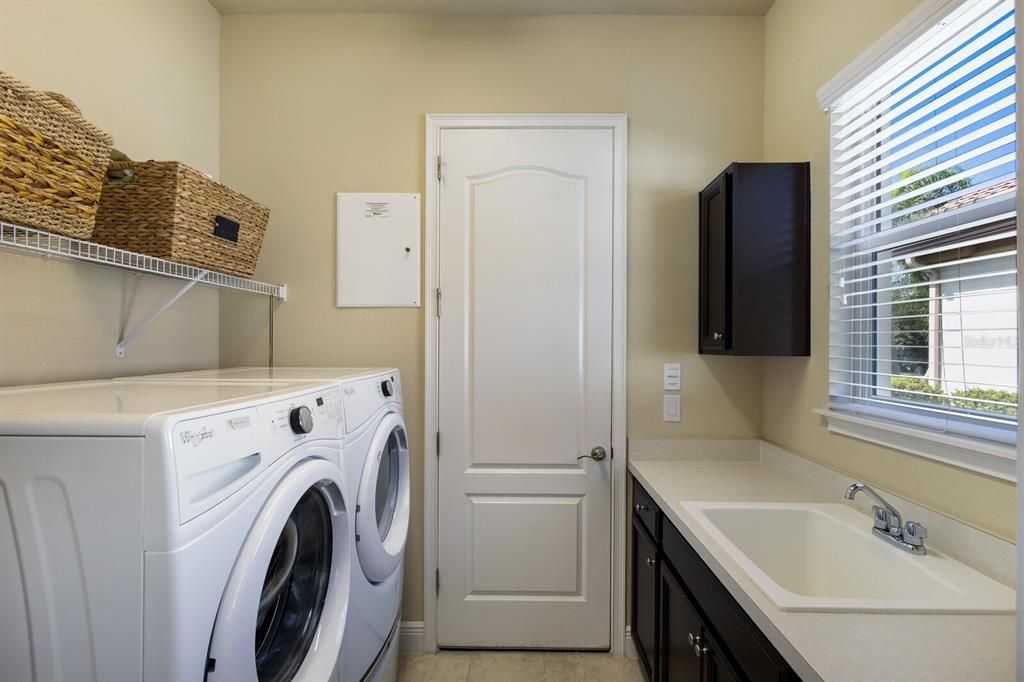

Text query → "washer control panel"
[268,387,343,439]
[172,386,344,524]
[313,389,343,427]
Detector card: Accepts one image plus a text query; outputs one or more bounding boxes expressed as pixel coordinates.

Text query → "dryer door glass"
[375,430,401,540]
[255,487,333,682]
[355,412,411,583]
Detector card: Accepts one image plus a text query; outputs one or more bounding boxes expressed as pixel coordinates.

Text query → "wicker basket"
[0,72,114,238]
[93,162,270,278]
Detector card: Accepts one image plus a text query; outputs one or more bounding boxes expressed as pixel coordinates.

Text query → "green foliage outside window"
[884,164,970,382]
[889,376,1018,417]
[879,165,1018,418]
[891,166,971,227]
[887,165,972,377]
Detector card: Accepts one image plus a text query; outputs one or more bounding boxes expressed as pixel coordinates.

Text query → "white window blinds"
[828,0,1017,446]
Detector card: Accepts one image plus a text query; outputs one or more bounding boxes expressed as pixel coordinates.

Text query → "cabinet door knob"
[645,557,656,566]
[713,331,722,341]
[635,503,648,512]
[690,634,704,657]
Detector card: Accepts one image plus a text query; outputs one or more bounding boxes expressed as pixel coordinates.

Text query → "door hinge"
[436,568,440,594]
[435,288,442,317]
[436,156,442,182]
[610,446,615,460]
[436,431,440,457]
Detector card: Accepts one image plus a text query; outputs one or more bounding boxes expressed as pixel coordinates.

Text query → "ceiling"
[210,0,775,17]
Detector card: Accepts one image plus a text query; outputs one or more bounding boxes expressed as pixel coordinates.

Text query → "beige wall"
[0,1,222,386]
[219,13,766,619]
[761,0,1016,542]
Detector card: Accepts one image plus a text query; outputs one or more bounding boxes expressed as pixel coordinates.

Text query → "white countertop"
[629,458,1016,682]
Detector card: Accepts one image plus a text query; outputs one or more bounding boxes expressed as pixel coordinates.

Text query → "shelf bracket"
[116,270,210,358]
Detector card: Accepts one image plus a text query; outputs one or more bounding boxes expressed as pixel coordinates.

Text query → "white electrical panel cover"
[336,192,421,307]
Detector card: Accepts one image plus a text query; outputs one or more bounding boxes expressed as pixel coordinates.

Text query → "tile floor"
[397,651,644,682]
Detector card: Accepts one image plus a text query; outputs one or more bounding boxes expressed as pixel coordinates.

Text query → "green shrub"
[889,376,942,393]
[889,376,944,406]
[888,376,1017,416]
[949,387,1018,416]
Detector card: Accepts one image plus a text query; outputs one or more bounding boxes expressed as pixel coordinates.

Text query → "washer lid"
[355,412,411,583]
[0,380,309,436]
[207,455,351,682]
[117,366,390,384]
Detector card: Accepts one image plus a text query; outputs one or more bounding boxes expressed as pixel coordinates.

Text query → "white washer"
[118,367,411,682]
[0,379,353,682]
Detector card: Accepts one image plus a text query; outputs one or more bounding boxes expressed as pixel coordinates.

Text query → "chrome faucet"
[845,482,927,555]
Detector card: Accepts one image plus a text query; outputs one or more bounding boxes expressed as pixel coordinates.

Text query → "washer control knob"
[289,405,314,434]
[381,378,395,397]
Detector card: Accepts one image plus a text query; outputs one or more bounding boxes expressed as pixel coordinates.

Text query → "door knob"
[578,446,607,462]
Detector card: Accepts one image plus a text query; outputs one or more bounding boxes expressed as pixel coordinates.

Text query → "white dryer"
[337,371,409,682]
[0,379,353,682]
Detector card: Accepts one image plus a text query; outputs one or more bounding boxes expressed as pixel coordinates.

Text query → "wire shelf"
[0,221,287,300]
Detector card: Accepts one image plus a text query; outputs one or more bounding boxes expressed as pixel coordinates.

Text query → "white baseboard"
[399,621,633,657]
[624,626,637,659]
[399,621,426,653]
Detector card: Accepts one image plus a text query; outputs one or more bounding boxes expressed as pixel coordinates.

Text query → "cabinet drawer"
[631,477,660,540]
[662,521,796,682]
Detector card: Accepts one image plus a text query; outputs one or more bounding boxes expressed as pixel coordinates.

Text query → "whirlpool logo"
[179,426,215,447]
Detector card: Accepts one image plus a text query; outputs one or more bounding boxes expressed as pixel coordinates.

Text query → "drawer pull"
[635,503,649,512]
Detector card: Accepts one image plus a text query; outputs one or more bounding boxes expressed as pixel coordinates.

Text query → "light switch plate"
[663,363,681,390]
[663,394,681,422]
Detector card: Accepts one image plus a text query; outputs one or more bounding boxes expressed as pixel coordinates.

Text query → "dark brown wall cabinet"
[698,162,811,356]
[631,477,800,682]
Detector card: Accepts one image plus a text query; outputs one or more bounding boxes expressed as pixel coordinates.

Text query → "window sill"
[813,408,1017,483]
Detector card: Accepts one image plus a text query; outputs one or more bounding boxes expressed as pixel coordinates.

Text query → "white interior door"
[436,125,614,649]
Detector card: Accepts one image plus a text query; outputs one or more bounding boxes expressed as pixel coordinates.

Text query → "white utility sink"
[681,502,1015,614]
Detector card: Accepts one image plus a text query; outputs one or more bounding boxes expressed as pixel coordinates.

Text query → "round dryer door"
[207,454,351,682]
[355,412,411,583]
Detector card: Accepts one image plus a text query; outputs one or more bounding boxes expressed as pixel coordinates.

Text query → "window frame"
[818,0,1018,481]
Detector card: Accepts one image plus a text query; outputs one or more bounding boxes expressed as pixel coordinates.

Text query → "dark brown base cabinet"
[631,477,800,682]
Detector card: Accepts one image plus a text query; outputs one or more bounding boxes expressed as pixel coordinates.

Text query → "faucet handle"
[904,521,928,547]
[871,505,890,531]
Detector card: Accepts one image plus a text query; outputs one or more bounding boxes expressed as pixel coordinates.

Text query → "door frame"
[422,113,628,654]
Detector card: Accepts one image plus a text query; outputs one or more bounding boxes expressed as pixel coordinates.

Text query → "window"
[823,0,1017,477]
